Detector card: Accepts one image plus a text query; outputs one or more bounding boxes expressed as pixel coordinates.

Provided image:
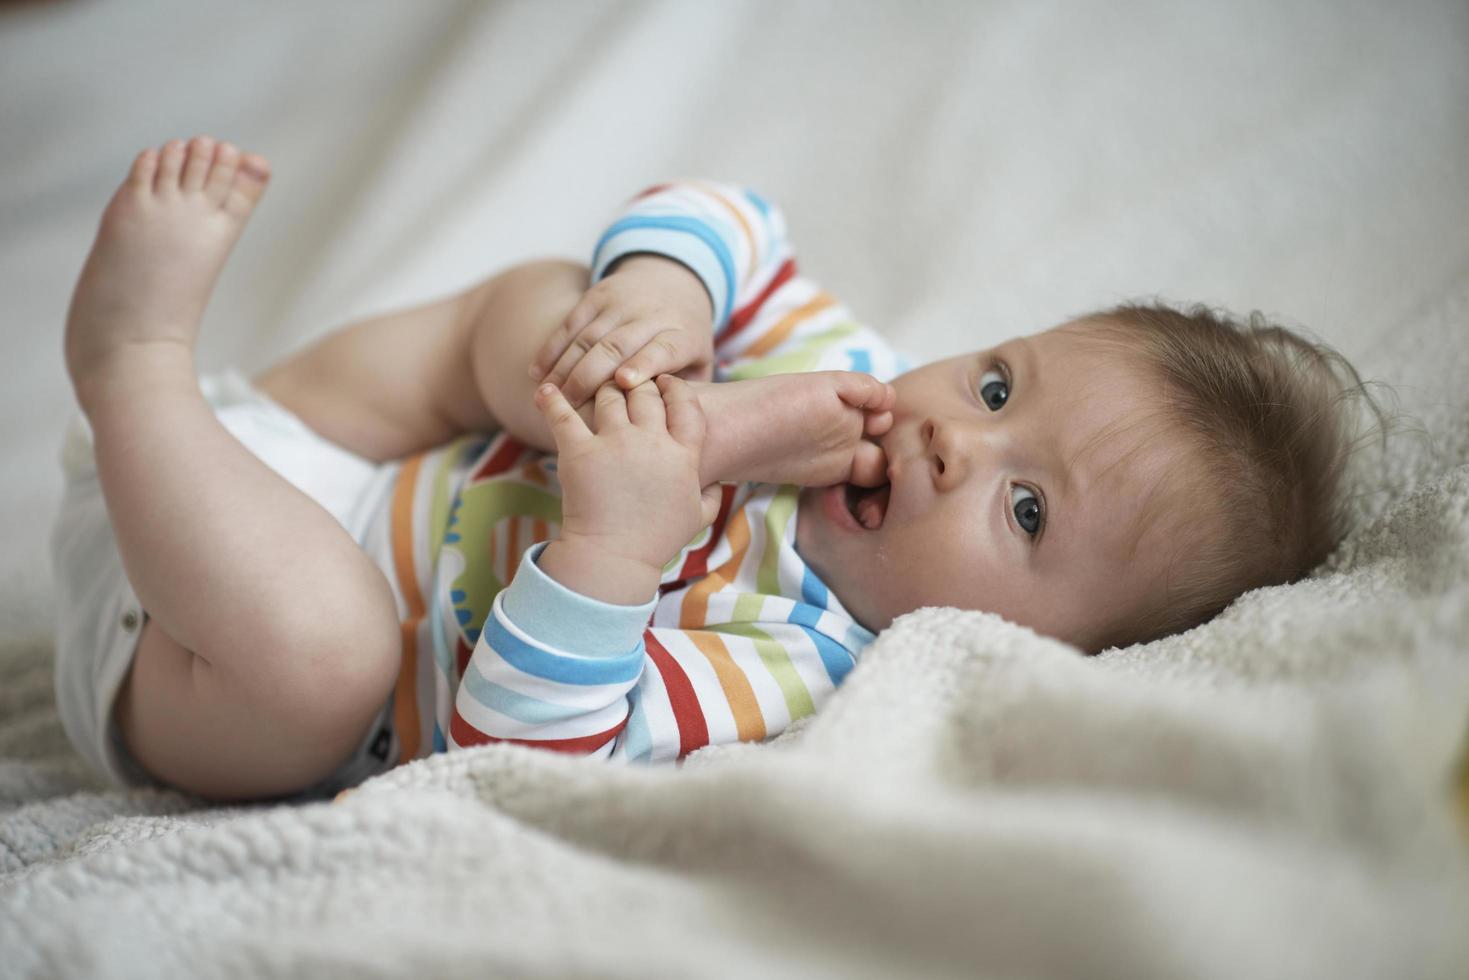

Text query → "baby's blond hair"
[1081,302,1381,647]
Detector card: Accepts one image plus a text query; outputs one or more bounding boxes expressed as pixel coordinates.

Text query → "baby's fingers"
[530,296,603,381]
[614,329,707,390]
[625,379,666,429]
[656,374,706,449]
[534,384,593,449]
[543,313,622,403]
[849,440,889,488]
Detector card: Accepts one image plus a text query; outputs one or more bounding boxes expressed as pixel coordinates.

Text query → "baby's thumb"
[699,483,725,528]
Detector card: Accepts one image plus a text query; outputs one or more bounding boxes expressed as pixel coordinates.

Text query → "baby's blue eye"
[979,368,1009,411]
[1011,486,1042,536]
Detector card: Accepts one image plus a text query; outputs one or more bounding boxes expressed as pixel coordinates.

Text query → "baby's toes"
[154,139,186,193]
[180,136,217,192]
[863,410,894,437]
[849,440,889,488]
[127,147,159,192]
[204,142,240,205]
[224,153,271,217]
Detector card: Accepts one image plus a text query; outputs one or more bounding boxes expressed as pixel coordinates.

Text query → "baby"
[53,137,1365,805]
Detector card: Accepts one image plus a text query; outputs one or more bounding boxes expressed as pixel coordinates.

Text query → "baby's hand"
[695,372,896,489]
[528,254,715,409]
[533,376,723,604]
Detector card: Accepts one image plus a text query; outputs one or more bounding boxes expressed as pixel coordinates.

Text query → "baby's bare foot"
[694,372,894,488]
[65,136,270,404]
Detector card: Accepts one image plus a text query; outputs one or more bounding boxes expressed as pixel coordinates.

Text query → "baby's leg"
[66,138,401,802]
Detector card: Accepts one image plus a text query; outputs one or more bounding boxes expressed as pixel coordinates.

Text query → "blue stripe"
[744,188,771,217]
[460,661,590,724]
[799,624,856,686]
[848,350,871,373]
[786,603,856,684]
[484,607,644,686]
[800,565,830,608]
[592,215,735,331]
[787,601,823,630]
[846,622,876,651]
[433,723,446,753]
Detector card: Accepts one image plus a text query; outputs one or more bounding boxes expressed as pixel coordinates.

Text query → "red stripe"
[455,634,473,678]
[644,630,709,758]
[670,484,736,588]
[469,435,525,483]
[631,183,671,203]
[719,258,797,348]
[449,709,626,755]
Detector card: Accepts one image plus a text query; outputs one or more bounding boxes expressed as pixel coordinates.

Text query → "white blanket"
[2,1,1467,976]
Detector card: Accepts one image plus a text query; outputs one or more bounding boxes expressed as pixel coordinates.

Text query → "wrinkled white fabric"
[2,1,1466,977]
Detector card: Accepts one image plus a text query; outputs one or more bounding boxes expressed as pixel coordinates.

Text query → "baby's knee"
[224,566,401,741]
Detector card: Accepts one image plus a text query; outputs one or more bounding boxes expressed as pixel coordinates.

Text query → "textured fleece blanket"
[2,1,1467,977]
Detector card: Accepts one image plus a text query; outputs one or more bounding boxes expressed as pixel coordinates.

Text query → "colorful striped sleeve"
[447,537,865,764]
[447,542,654,758]
[590,179,909,384]
[609,618,858,764]
[590,180,793,344]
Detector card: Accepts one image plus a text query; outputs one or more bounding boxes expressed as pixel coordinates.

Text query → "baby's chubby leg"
[65,138,401,801]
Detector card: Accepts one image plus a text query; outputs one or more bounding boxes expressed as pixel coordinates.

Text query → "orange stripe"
[532,518,549,544]
[522,460,548,487]
[389,456,425,762]
[744,292,835,358]
[687,631,765,742]
[697,181,755,260]
[680,504,750,629]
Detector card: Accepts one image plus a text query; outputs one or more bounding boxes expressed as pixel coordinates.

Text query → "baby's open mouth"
[844,482,890,530]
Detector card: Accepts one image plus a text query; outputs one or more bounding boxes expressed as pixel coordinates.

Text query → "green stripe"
[758,486,798,594]
[427,435,478,565]
[727,323,859,379]
[710,622,815,722]
[732,593,766,623]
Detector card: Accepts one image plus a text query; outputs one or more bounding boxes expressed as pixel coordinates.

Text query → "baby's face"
[796,320,1200,652]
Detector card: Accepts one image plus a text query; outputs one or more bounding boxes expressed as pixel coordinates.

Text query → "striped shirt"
[359,180,909,767]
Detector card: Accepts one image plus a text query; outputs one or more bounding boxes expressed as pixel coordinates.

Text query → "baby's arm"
[445,376,715,757]
[527,180,790,409]
[447,376,878,762]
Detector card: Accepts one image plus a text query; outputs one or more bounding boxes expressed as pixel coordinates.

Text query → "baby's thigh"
[116,616,392,803]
